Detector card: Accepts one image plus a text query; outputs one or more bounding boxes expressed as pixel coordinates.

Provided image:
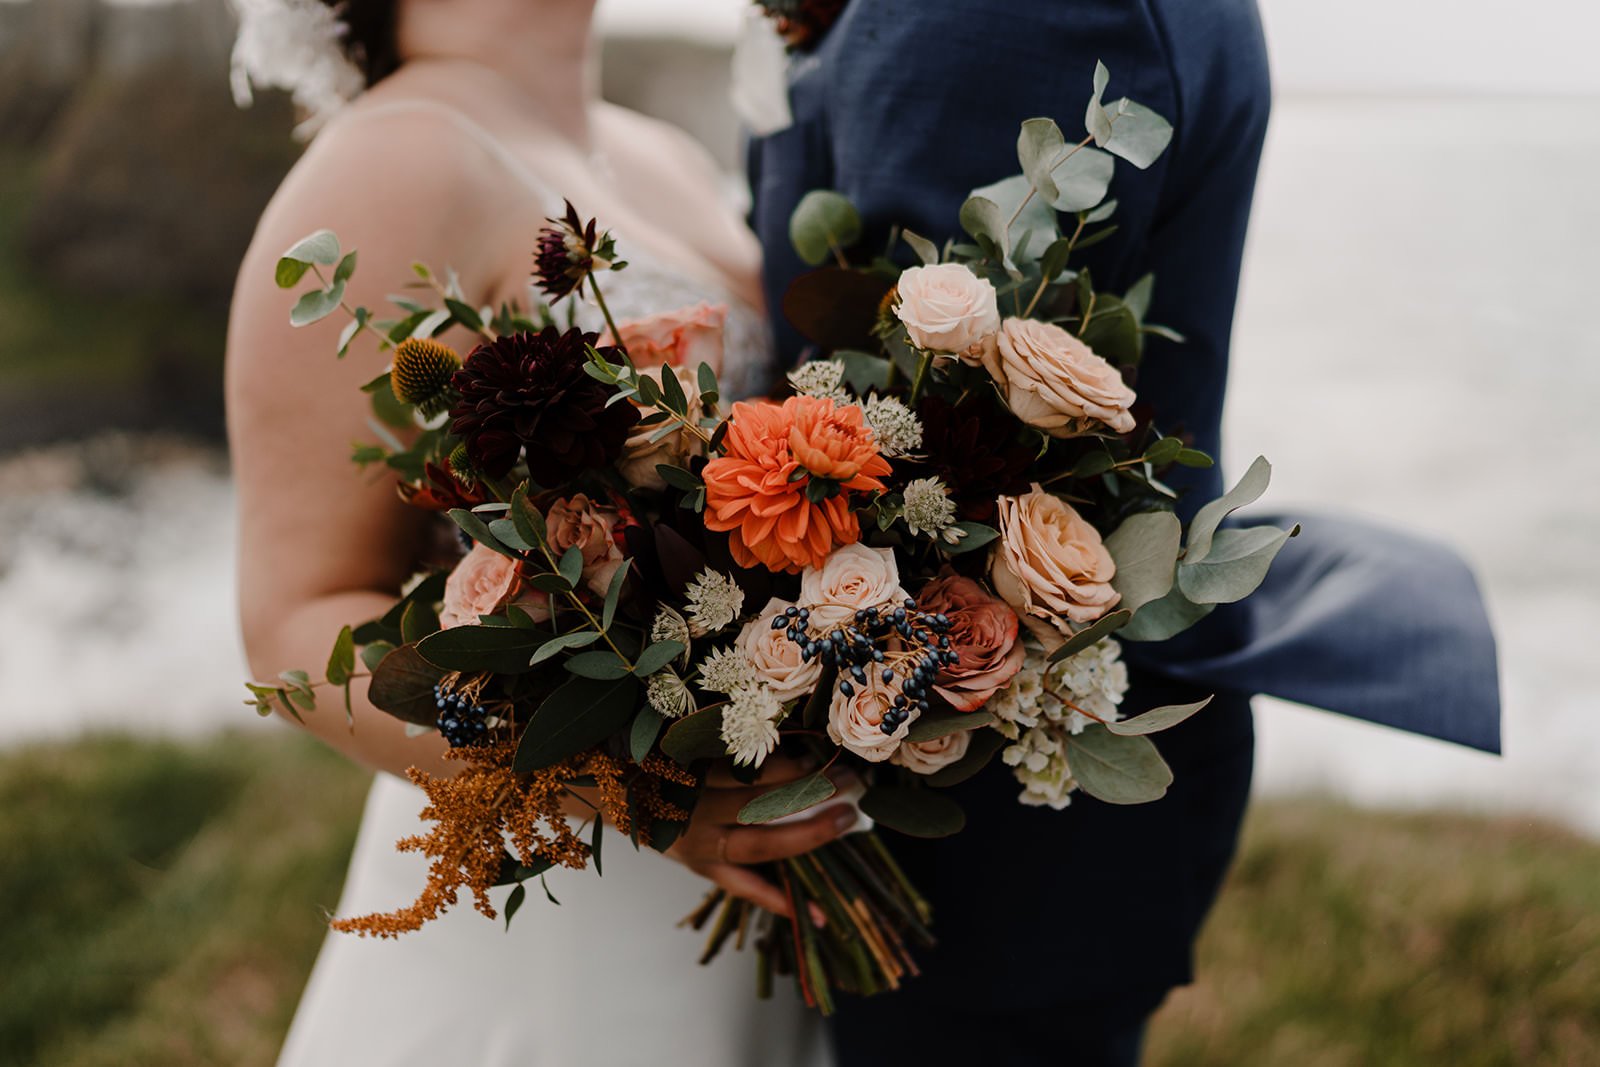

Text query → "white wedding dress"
[276,101,829,1067]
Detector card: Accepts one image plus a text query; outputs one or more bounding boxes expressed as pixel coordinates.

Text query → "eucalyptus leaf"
[449,508,517,559]
[633,641,686,678]
[1105,510,1181,615]
[836,349,892,393]
[510,486,547,547]
[487,518,535,552]
[367,644,446,726]
[1185,456,1272,563]
[417,625,549,675]
[1017,117,1066,204]
[529,629,601,665]
[1177,523,1299,605]
[444,298,483,332]
[503,883,526,929]
[558,546,584,589]
[1046,609,1132,664]
[399,600,439,644]
[333,250,359,286]
[1099,97,1174,169]
[601,561,630,631]
[275,257,310,289]
[290,281,346,327]
[1062,726,1172,804]
[943,522,1000,555]
[859,786,967,838]
[324,625,356,687]
[902,229,940,266]
[1115,583,1214,642]
[789,190,863,266]
[925,728,1009,787]
[1124,274,1155,319]
[905,710,995,743]
[564,650,632,680]
[629,707,666,762]
[737,772,838,825]
[660,705,727,765]
[281,229,341,266]
[1049,145,1116,213]
[514,675,640,772]
[1106,697,1212,736]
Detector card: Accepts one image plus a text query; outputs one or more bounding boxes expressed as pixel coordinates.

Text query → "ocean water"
[0,96,1596,834]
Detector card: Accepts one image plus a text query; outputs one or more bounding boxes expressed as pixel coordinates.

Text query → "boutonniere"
[753,0,849,52]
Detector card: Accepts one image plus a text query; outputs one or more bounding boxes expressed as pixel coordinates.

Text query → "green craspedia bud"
[391,338,461,416]
[447,442,478,485]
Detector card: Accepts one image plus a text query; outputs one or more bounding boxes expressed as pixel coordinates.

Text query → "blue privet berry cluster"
[775,599,960,735]
[433,682,490,747]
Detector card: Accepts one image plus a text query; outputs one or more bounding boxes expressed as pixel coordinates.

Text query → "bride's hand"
[667,755,859,919]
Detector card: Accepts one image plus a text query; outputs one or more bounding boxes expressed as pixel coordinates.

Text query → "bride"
[226,1,840,1063]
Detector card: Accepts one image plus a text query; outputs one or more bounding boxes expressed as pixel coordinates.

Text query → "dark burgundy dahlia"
[905,395,1036,523]
[448,327,637,482]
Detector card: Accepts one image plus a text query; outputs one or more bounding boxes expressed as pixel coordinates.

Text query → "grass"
[1,734,1595,1067]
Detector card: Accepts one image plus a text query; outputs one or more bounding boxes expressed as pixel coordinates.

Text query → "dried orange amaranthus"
[333,744,693,938]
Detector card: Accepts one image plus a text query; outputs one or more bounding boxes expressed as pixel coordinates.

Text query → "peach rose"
[439,544,518,629]
[545,494,626,596]
[602,302,726,372]
[799,544,910,632]
[992,318,1137,437]
[891,729,973,775]
[827,675,915,762]
[916,575,1025,712]
[617,364,704,491]
[895,263,1001,364]
[989,485,1121,644]
[738,598,825,703]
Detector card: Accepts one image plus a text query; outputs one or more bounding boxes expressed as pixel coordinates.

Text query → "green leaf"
[503,883,526,929]
[1174,448,1214,469]
[324,625,356,687]
[514,675,640,772]
[1185,456,1272,563]
[1062,726,1172,804]
[444,298,483,332]
[1177,524,1299,605]
[1098,97,1174,170]
[1106,697,1212,736]
[659,361,689,416]
[282,229,341,266]
[558,546,584,589]
[697,360,720,404]
[290,280,346,327]
[333,250,359,286]
[1017,117,1067,204]
[958,194,1006,257]
[529,629,601,665]
[737,772,838,825]
[943,522,1000,555]
[564,650,632,680]
[789,190,862,266]
[416,625,549,674]
[629,707,666,762]
[1038,238,1074,285]
[902,229,940,266]
[1116,584,1214,642]
[336,306,369,358]
[487,518,535,552]
[1046,608,1132,664]
[1086,60,1114,144]
[926,728,1009,787]
[1085,198,1118,224]
[510,486,547,547]
[448,508,516,559]
[1105,510,1181,615]
[1124,273,1155,320]
[400,600,439,644]
[859,786,967,838]
[525,573,575,594]
[601,563,630,632]
[274,257,310,289]
[1049,145,1116,213]
[359,639,395,673]
[905,710,994,743]
[655,465,702,492]
[660,705,727,765]
[590,817,605,876]
[633,641,685,678]
[366,644,446,726]
[1144,436,1183,467]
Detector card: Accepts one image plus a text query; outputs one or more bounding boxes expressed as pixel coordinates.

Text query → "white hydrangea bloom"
[900,477,957,539]
[720,685,785,767]
[863,394,923,457]
[1002,725,1079,809]
[788,360,851,402]
[646,669,695,719]
[1043,637,1129,733]
[650,605,692,648]
[696,645,758,695]
[683,569,745,637]
[229,0,366,138]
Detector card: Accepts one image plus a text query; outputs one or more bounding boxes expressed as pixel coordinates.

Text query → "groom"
[746,1,1500,1064]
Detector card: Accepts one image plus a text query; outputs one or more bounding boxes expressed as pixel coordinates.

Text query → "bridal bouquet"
[250,64,1296,1014]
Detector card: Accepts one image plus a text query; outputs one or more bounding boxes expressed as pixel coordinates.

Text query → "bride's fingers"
[702,862,793,917]
[723,804,856,865]
[704,753,818,790]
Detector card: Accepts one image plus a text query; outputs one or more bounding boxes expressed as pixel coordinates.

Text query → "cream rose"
[798,544,910,632]
[993,317,1137,437]
[545,494,626,596]
[890,729,974,775]
[738,598,825,703]
[617,364,704,491]
[439,544,518,629]
[602,302,726,372]
[989,485,1121,644]
[827,676,915,762]
[895,263,1001,364]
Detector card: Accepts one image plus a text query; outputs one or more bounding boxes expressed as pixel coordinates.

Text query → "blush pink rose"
[916,575,1025,712]
[738,598,824,703]
[890,729,973,775]
[989,485,1121,644]
[894,263,1001,365]
[545,494,626,596]
[799,544,910,632]
[827,675,914,762]
[602,302,727,372]
[439,544,519,629]
[992,318,1137,437]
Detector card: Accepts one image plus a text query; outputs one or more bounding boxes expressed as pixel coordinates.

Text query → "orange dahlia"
[703,396,891,573]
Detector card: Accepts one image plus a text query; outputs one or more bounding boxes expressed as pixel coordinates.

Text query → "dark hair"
[326,0,401,87]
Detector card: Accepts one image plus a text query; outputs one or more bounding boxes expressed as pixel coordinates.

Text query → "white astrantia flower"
[720,685,785,767]
[650,605,691,648]
[229,0,366,138]
[1002,725,1078,808]
[683,568,745,637]
[696,645,758,695]
[862,394,923,457]
[646,669,695,719]
[787,359,851,402]
[900,477,958,539]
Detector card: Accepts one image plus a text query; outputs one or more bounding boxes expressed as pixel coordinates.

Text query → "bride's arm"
[227,110,516,779]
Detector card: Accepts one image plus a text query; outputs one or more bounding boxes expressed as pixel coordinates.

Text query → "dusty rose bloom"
[890,730,973,775]
[545,494,626,596]
[917,575,1025,712]
[602,302,726,372]
[439,544,518,629]
[989,485,1121,645]
[992,317,1137,437]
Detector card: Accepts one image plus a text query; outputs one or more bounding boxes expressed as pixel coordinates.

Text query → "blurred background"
[0,0,1596,1064]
